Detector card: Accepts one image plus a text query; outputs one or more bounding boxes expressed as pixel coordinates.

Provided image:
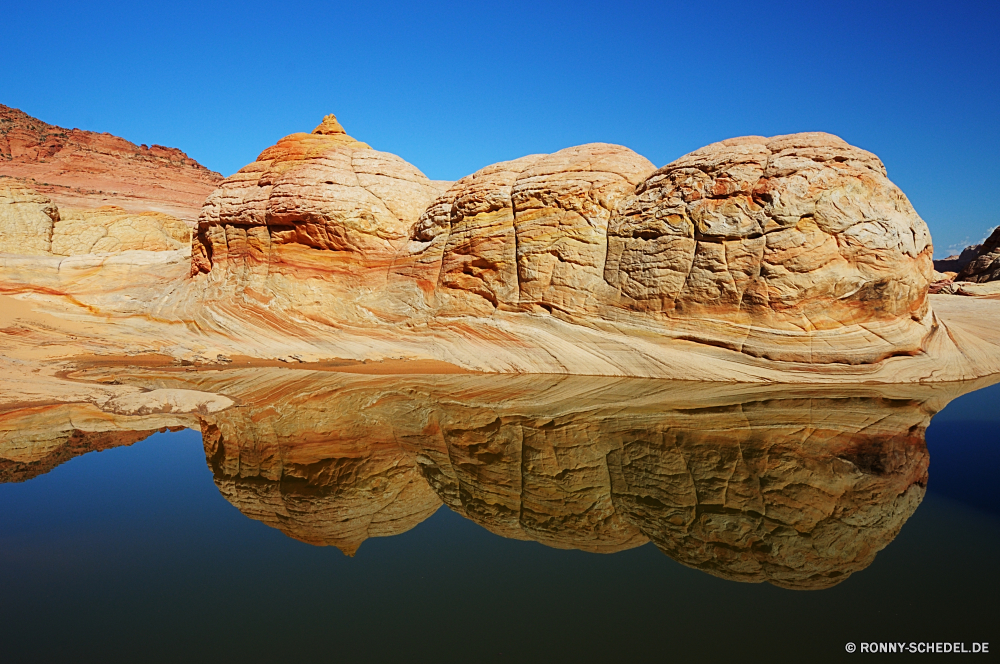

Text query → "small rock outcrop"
[51,206,189,255]
[0,103,222,222]
[957,226,1000,283]
[0,180,58,255]
[0,182,189,256]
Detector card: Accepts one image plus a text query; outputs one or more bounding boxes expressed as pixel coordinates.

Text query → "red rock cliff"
[0,104,222,222]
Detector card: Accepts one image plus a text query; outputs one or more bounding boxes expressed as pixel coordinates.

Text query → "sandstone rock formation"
[191,113,448,323]
[0,183,189,256]
[51,206,189,255]
[0,104,222,222]
[957,226,1000,283]
[0,181,58,255]
[181,125,959,377]
[1,116,998,384]
[394,144,655,317]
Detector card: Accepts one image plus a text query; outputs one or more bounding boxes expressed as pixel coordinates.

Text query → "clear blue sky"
[3,0,997,256]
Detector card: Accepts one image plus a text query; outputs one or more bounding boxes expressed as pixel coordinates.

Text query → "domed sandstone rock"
[191,114,448,323]
[601,133,934,363]
[394,144,655,316]
[390,133,933,364]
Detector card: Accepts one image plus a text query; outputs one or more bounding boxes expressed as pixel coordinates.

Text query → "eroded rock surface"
[957,226,1000,283]
[395,144,655,317]
[0,104,221,222]
[191,114,448,324]
[602,133,933,363]
[188,126,941,370]
[51,206,189,255]
[2,117,998,383]
[1,183,190,257]
[0,181,58,255]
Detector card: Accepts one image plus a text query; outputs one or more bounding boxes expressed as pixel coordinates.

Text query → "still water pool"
[1,374,998,663]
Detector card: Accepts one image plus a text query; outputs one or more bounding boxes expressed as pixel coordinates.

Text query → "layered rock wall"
[0,104,222,222]
[0,183,189,256]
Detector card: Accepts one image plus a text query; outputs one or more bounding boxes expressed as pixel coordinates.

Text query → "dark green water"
[1,380,997,663]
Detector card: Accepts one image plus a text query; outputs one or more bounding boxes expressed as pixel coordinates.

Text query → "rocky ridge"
[0,104,222,222]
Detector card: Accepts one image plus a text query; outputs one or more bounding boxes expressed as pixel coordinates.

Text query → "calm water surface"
[1,374,998,663]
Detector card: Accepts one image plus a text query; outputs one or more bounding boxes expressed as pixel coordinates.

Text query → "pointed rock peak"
[312,114,347,136]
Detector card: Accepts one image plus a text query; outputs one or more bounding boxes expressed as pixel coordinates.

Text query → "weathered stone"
[51,206,189,255]
[0,180,57,255]
[957,226,1000,283]
[0,104,221,222]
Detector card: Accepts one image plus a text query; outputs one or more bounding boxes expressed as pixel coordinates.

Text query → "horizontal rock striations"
[0,104,222,222]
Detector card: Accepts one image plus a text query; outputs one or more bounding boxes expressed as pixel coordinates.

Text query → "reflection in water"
[0,403,191,483]
[2,370,986,589]
[168,372,965,590]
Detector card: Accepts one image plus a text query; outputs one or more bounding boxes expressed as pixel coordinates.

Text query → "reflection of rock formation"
[158,369,965,586]
[392,381,932,589]
[197,375,442,555]
[11,366,988,588]
[0,403,192,483]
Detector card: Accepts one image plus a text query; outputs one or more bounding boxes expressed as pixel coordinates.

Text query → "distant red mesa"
[0,104,222,222]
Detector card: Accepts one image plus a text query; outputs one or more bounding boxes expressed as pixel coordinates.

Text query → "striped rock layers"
[193,124,934,368]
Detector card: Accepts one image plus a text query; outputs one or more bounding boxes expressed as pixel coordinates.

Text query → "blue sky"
[2,0,997,256]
